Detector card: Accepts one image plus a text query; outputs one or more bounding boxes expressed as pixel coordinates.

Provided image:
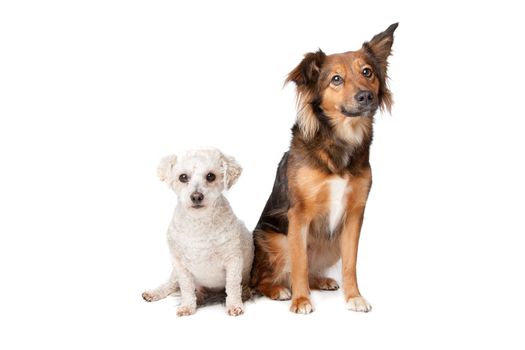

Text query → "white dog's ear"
[157,155,177,182]
[221,153,242,190]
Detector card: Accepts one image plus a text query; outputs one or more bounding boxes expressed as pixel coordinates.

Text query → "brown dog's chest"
[291,166,357,236]
[325,175,351,235]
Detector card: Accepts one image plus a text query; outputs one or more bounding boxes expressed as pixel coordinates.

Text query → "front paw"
[142,291,159,302]
[290,296,314,314]
[176,304,196,317]
[226,304,245,316]
[346,296,372,313]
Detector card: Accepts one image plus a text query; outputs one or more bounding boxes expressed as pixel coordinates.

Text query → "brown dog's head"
[287,23,398,141]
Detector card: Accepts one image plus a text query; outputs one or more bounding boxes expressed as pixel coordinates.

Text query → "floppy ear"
[362,23,398,112]
[220,153,242,190]
[157,155,177,182]
[286,49,326,87]
[286,50,326,140]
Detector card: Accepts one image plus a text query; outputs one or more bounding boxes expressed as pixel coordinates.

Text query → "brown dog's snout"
[355,90,374,106]
[190,191,204,205]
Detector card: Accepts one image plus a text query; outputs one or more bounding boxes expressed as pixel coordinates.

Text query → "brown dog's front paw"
[290,296,314,314]
[176,305,196,317]
[346,296,372,313]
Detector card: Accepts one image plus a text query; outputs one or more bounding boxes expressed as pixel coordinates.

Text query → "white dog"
[142,148,253,316]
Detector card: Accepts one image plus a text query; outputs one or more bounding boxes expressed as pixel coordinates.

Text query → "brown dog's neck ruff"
[290,94,373,176]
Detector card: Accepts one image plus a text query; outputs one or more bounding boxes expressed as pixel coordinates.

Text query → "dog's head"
[157,148,242,212]
[287,23,398,141]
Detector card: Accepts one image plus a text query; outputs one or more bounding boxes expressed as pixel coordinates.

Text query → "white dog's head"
[157,148,242,213]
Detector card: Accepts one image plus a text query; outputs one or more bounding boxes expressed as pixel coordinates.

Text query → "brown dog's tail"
[196,284,254,306]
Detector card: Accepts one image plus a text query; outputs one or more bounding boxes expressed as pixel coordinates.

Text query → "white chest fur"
[328,177,351,234]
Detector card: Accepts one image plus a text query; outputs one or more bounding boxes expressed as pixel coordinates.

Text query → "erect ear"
[363,23,398,113]
[286,50,326,87]
[157,154,177,182]
[220,152,242,190]
[362,23,398,75]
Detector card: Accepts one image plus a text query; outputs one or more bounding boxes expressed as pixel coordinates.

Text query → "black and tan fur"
[250,23,398,313]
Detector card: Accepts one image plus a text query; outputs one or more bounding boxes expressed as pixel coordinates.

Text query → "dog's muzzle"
[341,106,377,118]
[340,90,378,117]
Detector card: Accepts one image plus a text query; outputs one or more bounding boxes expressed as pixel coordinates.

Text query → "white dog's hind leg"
[142,269,179,302]
[225,257,244,316]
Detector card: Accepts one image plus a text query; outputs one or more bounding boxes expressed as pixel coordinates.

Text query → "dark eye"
[362,68,373,78]
[179,174,188,183]
[331,75,344,86]
[206,172,216,182]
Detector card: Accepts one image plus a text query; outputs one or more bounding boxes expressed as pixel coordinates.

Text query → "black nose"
[355,90,374,106]
[190,192,204,204]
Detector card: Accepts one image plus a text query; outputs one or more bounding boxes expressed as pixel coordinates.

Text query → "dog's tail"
[196,284,254,306]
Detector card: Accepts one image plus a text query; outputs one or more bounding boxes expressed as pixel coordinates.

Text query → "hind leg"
[142,269,179,302]
[241,283,253,302]
[256,282,291,300]
[308,235,341,291]
[251,231,291,301]
[309,276,339,291]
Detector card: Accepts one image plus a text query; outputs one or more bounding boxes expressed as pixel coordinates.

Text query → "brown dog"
[250,23,398,313]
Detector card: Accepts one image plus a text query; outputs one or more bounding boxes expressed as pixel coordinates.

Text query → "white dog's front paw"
[142,291,160,302]
[176,304,196,317]
[346,296,372,313]
[226,304,245,316]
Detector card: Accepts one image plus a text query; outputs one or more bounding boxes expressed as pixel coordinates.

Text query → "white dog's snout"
[190,191,204,204]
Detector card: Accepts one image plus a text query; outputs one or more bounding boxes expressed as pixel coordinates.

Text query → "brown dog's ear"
[220,152,242,190]
[286,50,326,87]
[363,23,398,112]
[363,23,398,69]
[286,50,326,140]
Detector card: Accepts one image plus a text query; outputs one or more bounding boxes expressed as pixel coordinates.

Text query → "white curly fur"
[142,148,253,316]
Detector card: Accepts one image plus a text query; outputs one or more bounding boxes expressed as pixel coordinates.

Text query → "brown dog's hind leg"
[309,276,339,291]
[251,231,291,301]
[256,282,291,300]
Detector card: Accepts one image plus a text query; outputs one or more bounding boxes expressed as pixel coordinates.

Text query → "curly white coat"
[142,149,253,316]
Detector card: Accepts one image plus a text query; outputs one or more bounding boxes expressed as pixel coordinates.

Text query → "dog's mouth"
[191,204,205,209]
[340,106,377,118]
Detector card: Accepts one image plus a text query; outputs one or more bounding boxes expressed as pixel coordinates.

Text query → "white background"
[1,0,524,349]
